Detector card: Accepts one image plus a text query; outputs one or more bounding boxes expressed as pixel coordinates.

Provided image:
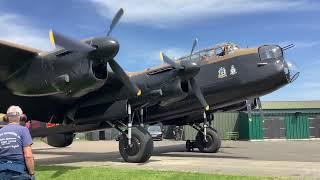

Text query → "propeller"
[190,38,198,58]
[49,30,95,52]
[160,38,209,111]
[48,8,142,97]
[107,8,124,36]
[246,99,253,121]
[160,52,183,69]
[108,59,141,96]
[256,97,264,121]
[246,98,264,122]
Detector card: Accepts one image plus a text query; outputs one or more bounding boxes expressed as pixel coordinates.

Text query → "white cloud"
[88,0,316,27]
[0,13,52,51]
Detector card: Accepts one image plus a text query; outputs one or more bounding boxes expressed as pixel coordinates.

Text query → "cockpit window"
[215,43,240,57]
[215,47,224,56]
[259,45,283,61]
[178,42,240,61]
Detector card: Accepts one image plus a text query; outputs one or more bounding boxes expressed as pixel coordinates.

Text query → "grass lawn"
[35,166,288,180]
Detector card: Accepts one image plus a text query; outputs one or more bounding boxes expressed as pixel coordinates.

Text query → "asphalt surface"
[33,140,320,178]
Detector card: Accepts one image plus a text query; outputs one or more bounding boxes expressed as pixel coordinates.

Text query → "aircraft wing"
[0,40,41,81]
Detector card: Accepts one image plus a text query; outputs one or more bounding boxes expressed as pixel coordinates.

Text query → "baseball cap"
[7,105,23,117]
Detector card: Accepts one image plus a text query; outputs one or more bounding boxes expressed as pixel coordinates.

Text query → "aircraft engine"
[159,79,189,106]
[50,59,108,98]
[41,133,74,148]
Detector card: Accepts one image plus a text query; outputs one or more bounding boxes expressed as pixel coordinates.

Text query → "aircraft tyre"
[209,127,221,150]
[196,128,221,153]
[119,126,154,163]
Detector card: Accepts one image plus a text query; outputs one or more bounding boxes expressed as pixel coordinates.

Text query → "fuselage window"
[215,48,225,56]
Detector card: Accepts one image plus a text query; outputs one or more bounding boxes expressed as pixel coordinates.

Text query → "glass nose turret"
[284,59,300,83]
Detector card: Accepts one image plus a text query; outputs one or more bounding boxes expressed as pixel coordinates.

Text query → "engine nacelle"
[42,133,74,148]
[6,56,108,97]
[51,60,108,97]
[159,79,189,106]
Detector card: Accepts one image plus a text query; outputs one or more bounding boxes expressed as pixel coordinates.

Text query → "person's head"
[5,105,25,124]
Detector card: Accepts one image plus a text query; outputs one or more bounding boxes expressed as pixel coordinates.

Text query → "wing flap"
[0,40,41,81]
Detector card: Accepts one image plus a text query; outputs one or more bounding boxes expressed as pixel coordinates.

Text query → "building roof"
[261,101,320,110]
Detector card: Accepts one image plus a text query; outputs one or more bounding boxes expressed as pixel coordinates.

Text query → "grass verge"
[35,166,288,180]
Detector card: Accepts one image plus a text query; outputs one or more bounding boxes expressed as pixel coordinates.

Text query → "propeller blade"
[256,97,265,121]
[190,78,209,111]
[108,59,141,96]
[49,30,95,52]
[190,38,198,56]
[107,8,124,36]
[246,99,252,121]
[160,52,183,69]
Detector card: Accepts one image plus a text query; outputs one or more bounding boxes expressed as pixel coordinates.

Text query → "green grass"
[35,166,288,180]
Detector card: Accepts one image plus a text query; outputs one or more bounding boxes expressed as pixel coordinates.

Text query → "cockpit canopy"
[215,42,240,55]
[178,42,240,62]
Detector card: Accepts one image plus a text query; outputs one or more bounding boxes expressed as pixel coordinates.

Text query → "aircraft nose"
[284,59,300,83]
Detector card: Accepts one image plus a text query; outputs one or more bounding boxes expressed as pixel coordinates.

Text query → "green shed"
[183,101,320,141]
[239,101,320,140]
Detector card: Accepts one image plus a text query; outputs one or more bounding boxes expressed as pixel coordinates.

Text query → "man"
[0,106,35,180]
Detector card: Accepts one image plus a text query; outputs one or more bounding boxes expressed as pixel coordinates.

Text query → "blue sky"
[0,0,319,101]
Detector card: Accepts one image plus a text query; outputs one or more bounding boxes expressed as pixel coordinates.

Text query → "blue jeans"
[0,170,32,180]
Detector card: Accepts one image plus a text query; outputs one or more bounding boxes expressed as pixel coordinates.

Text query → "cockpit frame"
[178,42,240,62]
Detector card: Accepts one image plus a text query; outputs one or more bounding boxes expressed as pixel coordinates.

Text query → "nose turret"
[284,59,300,83]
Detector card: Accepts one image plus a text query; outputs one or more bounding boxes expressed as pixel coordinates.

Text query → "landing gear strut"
[112,104,154,163]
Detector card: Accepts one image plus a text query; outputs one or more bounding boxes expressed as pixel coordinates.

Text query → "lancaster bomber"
[0,8,299,163]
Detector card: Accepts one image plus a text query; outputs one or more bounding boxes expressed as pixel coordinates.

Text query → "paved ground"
[33,140,320,179]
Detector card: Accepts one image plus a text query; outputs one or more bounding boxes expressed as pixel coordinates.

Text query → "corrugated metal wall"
[85,129,119,141]
[84,112,320,141]
[183,112,239,140]
[285,114,309,139]
[214,112,239,139]
[239,113,263,140]
[240,112,315,140]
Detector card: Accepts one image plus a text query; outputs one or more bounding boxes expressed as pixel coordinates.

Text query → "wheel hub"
[202,134,213,147]
[125,137,141,156]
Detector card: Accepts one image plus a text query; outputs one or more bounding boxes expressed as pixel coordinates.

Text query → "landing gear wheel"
[186,140,191,152]
[209,127,221,150]
[196,128,221,153]
[119,126,153,163]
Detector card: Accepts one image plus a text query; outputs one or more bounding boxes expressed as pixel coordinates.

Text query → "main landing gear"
[109,104,153,163]
[186,112,221,153]
[118,126,153,163]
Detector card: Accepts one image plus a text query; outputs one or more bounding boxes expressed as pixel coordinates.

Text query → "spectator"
[0,106,35,180]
